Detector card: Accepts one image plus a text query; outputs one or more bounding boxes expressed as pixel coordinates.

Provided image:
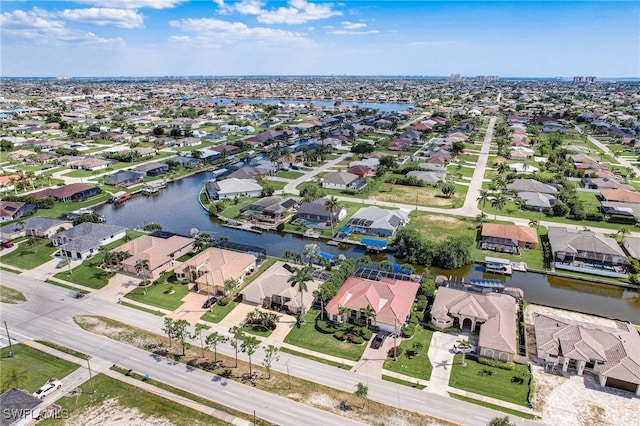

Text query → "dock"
[221,222,263,234]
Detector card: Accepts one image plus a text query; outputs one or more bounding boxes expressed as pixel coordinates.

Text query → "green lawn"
[120,301,166,316]
[448,354,532,407]
[242,324,272,337]
[35,193,112,219]
[38,374,227,426]
[449,394,537,420]
[125,283,189,311]
[200,300,239,323]
[382,374,427,390]
[274,170,304,179]
[0,239,58,269]
[283,310,367,362]
[0,344,79,393]
[382,326,434,380]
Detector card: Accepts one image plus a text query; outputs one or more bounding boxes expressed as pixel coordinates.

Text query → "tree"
[162,317,176,349]
[173,319,190,356]
[135,258,151,294]
[302,243,320,266]
[192,232,212,253]
[456,339,473,366]
[313,285,333,320]
[241,334,261,377]
[288,265,312,321]
[261,344,280,379]
[496,162,508,174]
[324,196,341,233]
[441,182,456,198]
[143,223,162,232]
[378,260,393,271]
[191,324,206,358]
[229,326,244,368]
[205,331,228,365]
[356,255,372,268]
[360,304,376,329]
[490,194,507,220]
[339,305,352,323]
[477,189,490,209]
[487,416,516,426]
[354,382,369,409]
[224,279,238,296]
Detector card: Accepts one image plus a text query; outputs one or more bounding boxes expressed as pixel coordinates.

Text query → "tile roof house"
[506,179,558,194]
[431,287,517,362]
[517,191,556,210]
[481,223,538,253]
[31,183,102,202]
[0,201,27,222]
[547,226,630,278]
[240,261,322,314]
[52,222,127,260]
[239,196,298,223]
[406,170,444,185]
[346,165,373,178]
[112,234,194,280]
[174,247,257,296]
[325,276,419,334]
[205,178,263,200]
[346,206,409,237]
[582,177,633,191]
[321,171,365,191]
[600,189,640,204]
[533,312,640,395]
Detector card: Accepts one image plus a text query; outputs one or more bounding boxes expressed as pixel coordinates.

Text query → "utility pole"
[393,316,397,361]
[4,321,14,358]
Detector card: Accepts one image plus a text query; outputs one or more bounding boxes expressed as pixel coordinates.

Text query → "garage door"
[605,377,638,393]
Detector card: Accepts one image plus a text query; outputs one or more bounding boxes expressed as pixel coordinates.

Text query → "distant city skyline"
[1,1,638,78]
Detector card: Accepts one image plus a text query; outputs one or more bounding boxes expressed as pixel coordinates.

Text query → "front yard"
[0,239,58,269]
[382,325,434,380]
[125,282,189,311]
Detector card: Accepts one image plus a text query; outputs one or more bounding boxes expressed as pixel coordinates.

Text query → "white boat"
[303,229,320,238]
[485,256,513,275]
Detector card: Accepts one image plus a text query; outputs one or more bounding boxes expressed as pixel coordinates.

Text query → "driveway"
[426,331,466,395]
[168,290,210,325]
[351,333,396,379]
[217,302,296,343]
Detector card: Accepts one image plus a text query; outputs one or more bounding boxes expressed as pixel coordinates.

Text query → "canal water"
[202,98,414,113]
[95,172,640,323]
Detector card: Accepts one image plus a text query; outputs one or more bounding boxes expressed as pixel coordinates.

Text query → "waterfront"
[95,172,640,323]
[202,98,414,112]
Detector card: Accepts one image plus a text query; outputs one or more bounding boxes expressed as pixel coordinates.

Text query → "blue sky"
[1,1,638,78]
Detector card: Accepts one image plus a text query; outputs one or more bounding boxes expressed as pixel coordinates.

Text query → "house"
[600,188,640,204]
[406,170,443,185]
[294,199,346,225]
[346,165,373,178]
[321,171,365,191]
[239,196,298,223]
[211,144,240,155]
[507,163,538,174]
[103,170,144,187]
[205,178,263,200]
[325,276,419,334]
[0,388,42,426]
[112,234,194,280]
[547,226,630,278]
[481,223,538,253]
[601,201,640,222]
[170,156,202,168]
[388,139,412,151]
[431,287,517,362]
[31,183,102,202]
[349,158,380,170]
[133,162,169,177]
[533,312,640,395]
[516,191,557,210]
[506,179,558,194]
[174,247,257,296]
[346,206,409,237]
[582,177,633,191]
[226,166,270,180]
[0,216,71,240]
[0,201,27,222]
[52,222,127,260]
[68,156,114,171]
[240,261,322,314]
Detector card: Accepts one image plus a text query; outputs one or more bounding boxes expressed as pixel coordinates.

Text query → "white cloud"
[327,29,379,35]
[326,20,376,35]
[235,0,265,15]
[257,0,341,25]
[341,21,366,30]
[60,8,144,29]
[73,0,186,9]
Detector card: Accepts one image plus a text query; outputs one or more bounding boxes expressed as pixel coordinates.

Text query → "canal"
[95,172,640,323]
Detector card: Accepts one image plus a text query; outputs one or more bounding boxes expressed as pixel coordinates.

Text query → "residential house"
[240,261,322,314]
[174,247,257,296]
[481,223,538,253]
[170,156,203,168]
[349,158,380,170]
[547,226,630,278]
[601,201,640,222]
[533,312,640,395]
[239,196,298,223]
[205,178,263,200]
[68,156,114,171]
[346,165,373,178]
[211,144,240,156]
[0,201,27,222]
[507,163,538,174]
[600,188,640,204]
[103,170,144,187]
[346,207,409,237]
[430,287,517,362]
[31,183,102,202]
[112,234,194,280]
[0,388,42,426]
[294,199,347,225]
[388,138,412,151]
[582,177,633,191]
[22,216,72,238]
[623,236,640,261]
[406,170,443,185]
[325,276,419,334]
[52,222,127,260]
[227,166,270,180]
[506,179,558,194]
[321,171,365,191]
[133,162,169,177]
[517,191,557,210]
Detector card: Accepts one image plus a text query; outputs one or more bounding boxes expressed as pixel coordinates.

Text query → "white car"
[33,380,62,399]
[453,343,477,354]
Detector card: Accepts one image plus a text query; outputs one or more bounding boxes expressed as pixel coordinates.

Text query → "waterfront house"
[103,170,144,187]
[52,222,127,260]
[31,183,102,202]
[294,199,346,225]
[431,287,517,362]
[547,226,630,278]
[346,206,409,237]
[133,162,169,177]
[174,247,257,296]
[533,312,640,395]
[112,234,193,280]
[480,223,538,253]
[240,196,298,223]
[205,178,263,200]
[325,276,419,334]
[240,261,321,314]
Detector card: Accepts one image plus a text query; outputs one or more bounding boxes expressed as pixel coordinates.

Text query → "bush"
[477,356,515,370]
[359,327,373,340]
[350,335,364,344]
[218,297,230,306]
[334,331,345,341]
[315,320,339,334]
[388,346,404,359]
[402,324,416,338]
[415,311,425,323]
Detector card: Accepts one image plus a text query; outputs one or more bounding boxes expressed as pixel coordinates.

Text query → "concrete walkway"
[425,332,465,395]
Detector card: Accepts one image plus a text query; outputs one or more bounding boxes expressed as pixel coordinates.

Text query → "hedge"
[477,356,515,370]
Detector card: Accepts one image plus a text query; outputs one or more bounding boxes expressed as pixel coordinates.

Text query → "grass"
[45,279,90,294]
[38,374,229,426]
[274,170,304,179]
[283,310,367,362]
[0,285,26,304]
[448,354,532,407]
[200,300,239,323]
[125,283,189,311]
[0,344,79,394]
[279,347,352,370]
[35,193,112,219]
[241,324,272,337]
[120,301,166,316]
[0,266,23,274]
[405,211,476,241]
[382,326,434,380]
[0,239,58,269]
[449,393,538,420]
[381,374,427,390]
[35,341,90,360]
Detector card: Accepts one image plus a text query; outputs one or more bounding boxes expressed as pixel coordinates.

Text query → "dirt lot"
[371,184,457,207]
[64,399,174,426]
[525,305,640,426]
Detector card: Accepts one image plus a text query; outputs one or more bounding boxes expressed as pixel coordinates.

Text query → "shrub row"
[477,356,515,371]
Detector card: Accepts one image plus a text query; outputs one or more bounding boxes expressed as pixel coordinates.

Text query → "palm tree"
[288,265,312,321]
[490,194,507,220]
[312,285,332,320]
[528,219,539,228]
[339,305,352,324]
[477,189,490,209]
[324,196,341,233]
[302,243,320,266]
[456,339,473,366]
[356,255,372,268]
[135,258,151,294]
[496,162,508,175]
[360,304,376,330]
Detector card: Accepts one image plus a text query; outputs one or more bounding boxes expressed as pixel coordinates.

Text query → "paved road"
[574,124,640,177]
[1,272,540,426]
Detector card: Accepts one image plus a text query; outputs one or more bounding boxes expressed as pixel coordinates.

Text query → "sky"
[1,1,638,78]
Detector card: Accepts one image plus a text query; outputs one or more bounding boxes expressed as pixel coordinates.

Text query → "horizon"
[1,1,638,78]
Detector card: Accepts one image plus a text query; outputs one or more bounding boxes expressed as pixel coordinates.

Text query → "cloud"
[73,0,186,9]
[235,0,265,15]
[327,29,379,35]
[1,7,123,45]
[341,21,366,30]
[326,20,376,35]
[60,8,144,28]
[259,0,341,25]
[168,17,308,46]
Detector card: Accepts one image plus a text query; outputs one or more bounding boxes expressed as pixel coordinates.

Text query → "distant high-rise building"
[476,75,499,82]
[449,73,461,82]
[573,76,596,84]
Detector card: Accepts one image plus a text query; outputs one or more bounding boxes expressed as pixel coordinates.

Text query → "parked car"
[202,297,218,309]
[56,258,69,269]
[1,240,14,248]
[33,379,62,399]
[370,331,387,349]
[73,292,85,299]
[453,343,477,354]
